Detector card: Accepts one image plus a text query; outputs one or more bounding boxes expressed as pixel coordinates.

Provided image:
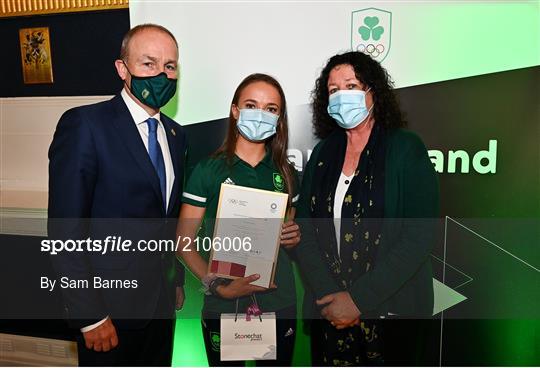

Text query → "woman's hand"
[331,317,360,330]
[216,274,276,299]
[316,291,361,326]
[280,220,301,249]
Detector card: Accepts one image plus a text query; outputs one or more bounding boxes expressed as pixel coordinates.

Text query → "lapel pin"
[171,128,176,136]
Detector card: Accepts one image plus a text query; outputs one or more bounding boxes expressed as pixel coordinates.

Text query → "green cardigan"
[295,128,440,318]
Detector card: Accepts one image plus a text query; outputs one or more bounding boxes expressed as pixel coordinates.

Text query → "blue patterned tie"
[146,118,167,209]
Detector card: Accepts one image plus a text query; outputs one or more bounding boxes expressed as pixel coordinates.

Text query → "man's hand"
[176,286,185,310]
[216,274,276,299]
[332,318,361,330]
[316,291,361,328]
[280,220,301,249]
[82,318,118,352]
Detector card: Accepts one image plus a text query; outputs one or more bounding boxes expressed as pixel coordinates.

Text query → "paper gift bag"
[220,312,277,361]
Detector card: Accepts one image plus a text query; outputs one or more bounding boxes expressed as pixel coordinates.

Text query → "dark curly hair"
[311,51,407,139]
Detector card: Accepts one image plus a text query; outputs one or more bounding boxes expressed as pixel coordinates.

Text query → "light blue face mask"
[236,108,279,142]
[327,89,373,129]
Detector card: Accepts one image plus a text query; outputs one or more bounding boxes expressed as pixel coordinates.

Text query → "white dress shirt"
[81,90,176,333]
[121,88,175,209]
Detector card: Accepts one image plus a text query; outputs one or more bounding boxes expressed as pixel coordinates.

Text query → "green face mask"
[124,65,177,109]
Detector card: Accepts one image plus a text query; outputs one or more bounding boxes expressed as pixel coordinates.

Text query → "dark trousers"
[311,318,436,367]
[76,285,175,366]
[201,306,296,367]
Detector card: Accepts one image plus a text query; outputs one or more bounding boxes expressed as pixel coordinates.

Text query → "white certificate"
[208,184,288,288]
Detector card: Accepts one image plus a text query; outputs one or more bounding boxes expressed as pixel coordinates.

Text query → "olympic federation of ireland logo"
[351,8,392,62]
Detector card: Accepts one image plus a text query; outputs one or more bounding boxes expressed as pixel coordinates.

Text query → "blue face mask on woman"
[327,89,373,129]
[236,108,279,142]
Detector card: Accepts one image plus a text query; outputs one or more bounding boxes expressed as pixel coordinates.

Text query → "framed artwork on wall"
[19,27,54,84]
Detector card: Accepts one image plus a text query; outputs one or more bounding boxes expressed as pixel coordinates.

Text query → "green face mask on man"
[123,61,177,109]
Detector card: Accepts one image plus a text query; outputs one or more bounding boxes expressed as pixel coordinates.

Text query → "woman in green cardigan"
[295,51,439,366]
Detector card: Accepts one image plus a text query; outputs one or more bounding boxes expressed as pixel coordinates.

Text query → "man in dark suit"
[48,24,186,366]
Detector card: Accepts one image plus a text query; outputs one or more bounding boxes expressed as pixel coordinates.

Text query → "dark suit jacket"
[48,94,186,329]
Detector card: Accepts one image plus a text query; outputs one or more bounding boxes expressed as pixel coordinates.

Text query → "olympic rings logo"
[356,43,385,58]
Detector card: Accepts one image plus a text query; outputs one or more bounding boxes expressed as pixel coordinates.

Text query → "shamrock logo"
[358,16,384,41]
[210,332,220,351]
[273,173,284,191]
